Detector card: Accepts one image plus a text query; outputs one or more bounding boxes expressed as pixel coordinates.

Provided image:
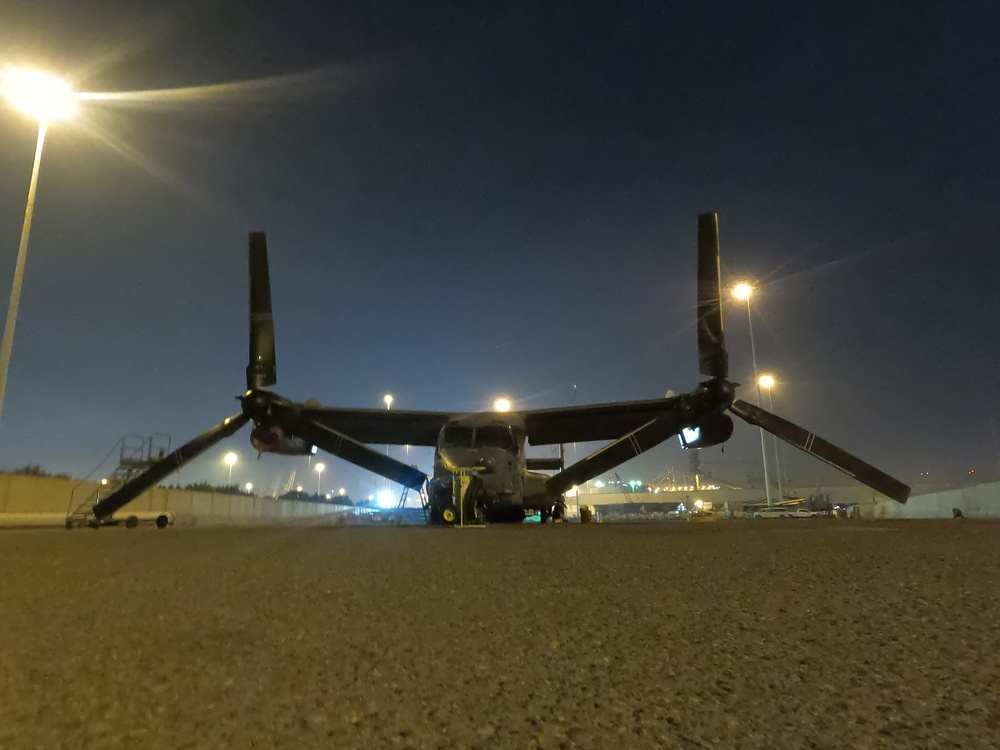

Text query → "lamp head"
[732,282,753,301]
[1,67,76,123]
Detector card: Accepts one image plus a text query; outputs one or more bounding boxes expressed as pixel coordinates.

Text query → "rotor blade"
[546,412,686,497]
[729,399,910,503]
[697,212,728,379]
[247,231,277,390]
[273,406,427,489]
[92,412,251,520]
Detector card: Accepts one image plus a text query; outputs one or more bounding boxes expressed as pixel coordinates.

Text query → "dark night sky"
[0,1,998,498]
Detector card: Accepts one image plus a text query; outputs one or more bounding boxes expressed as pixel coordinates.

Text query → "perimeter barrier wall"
[1,473,997,524]
[0,473,352,525]
[874,480,1000,519]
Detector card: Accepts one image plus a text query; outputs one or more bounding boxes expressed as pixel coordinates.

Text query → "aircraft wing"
[300,406,453,446]
[520,397,682,445]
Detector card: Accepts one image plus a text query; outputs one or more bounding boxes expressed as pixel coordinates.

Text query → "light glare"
[1,67,76,122]
[732,282,753,301]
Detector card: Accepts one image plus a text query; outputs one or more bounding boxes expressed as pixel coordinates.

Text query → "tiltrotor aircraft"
[90,213,910,525]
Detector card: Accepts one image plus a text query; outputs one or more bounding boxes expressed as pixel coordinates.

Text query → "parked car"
[754,507,790,519]
[786,508,815,518]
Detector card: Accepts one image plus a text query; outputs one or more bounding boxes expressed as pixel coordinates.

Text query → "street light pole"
[0,121,47,423]
[734,283,772,507]
[224,451,238,484]
[315,462,325,496]
[383,394,393,489]
[760,375,784,501]
[0,67,76,425]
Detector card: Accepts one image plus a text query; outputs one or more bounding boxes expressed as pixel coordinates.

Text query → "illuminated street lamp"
[244,482,253,494]
[732,281,772,506]
[315,462,325,495]
[0,67,77,425]
[493,397,512,412]
[758,374,785,499]
[223,451,238,484]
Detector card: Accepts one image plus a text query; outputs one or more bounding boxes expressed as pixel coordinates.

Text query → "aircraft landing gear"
[552,497,566,522]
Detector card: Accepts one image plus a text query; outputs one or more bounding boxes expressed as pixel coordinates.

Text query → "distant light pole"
[244,482,253,494]
[383,393,393,448]
[224,451,238,484]
[0,67,77,425]
[759,374,784,500]
[315,462,325,496]
[383,394,393,488]
[733,282,772,507]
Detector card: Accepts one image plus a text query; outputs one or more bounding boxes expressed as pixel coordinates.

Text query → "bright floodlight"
[493,397,512,412]
[732,282,753,301]
[383,393,393,408]
[759,374,776,390]
[315,462,326,474]
[245,482,253,492]
[1,67,76,122]
[224,451,238,467]
[376,489,395,509]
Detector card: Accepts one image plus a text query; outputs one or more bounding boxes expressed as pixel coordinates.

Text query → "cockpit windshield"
[440,426,474,448]
[439,424,516,452]
[474,425,516,451]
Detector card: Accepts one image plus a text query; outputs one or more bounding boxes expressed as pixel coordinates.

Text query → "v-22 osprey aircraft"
[90,214,910,525]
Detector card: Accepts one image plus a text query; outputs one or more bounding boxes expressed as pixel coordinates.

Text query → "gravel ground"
[1,520,998,749]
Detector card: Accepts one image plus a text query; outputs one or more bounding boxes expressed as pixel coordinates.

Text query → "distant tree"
[8,465,70,478]
[181,481,246,495]
[278,489,313,501]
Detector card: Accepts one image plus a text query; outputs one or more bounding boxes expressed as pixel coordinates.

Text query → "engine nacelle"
[678,412,734,449]
[250,423,315,455]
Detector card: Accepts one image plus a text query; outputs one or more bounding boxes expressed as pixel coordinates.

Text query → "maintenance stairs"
[66,434,171,528]
[391,483,430,524]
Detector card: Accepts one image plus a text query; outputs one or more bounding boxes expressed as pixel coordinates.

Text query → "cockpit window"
[474,425,516,451]
[440,426,474,448]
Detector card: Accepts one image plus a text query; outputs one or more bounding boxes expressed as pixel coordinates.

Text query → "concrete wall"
[0,473,353,526]
[874,480,1000,519]
[578,484,899,510]
[580,482,1000,519]
[4,472,995,524]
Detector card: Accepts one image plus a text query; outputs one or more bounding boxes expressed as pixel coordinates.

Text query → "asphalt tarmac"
[1,519,998,749]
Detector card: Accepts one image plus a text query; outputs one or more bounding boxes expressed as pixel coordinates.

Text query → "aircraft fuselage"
[426,412,560,522]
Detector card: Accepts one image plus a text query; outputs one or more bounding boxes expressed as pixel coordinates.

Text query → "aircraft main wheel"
[442,507,457,524]
[552,500,566,522]
[125,515,139,529]
[540,509,550,523]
